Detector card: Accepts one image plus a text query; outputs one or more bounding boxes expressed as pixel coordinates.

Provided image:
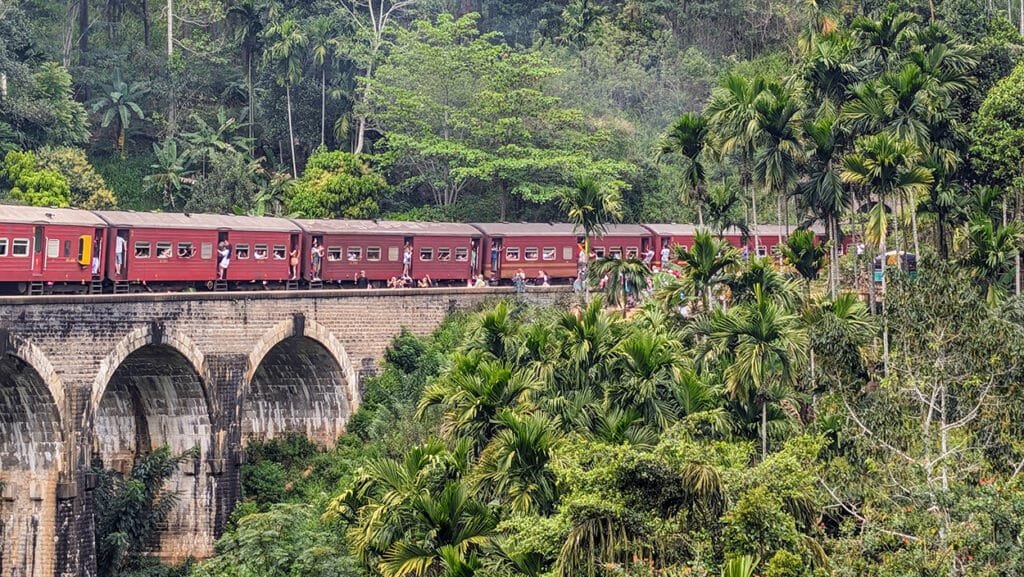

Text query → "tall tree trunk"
[286,84,298,178]
[1020,0,1023,35]
[761,399,768,460]
[79,0,89,66]
[879,194,889,378]
[911,201,920,262]
[166,0,173,56]
[776,189,784,249]
[141,0,151,47]
[747,157,760,251]
[247,55,254,142]
[697,203,704,228]
[321,68,327,147]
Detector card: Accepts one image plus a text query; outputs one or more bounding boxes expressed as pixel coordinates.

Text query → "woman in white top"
[218,243,230,280]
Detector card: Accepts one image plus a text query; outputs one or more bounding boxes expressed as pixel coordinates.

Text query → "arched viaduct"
[0,287,568,577]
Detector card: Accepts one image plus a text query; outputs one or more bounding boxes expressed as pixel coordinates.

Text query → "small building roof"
[0,205,107,227]
[93,211,301,233]
[470,223,650,237]
[295,219,480,237]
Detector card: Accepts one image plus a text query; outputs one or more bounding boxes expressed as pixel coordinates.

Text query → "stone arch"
[88,324,217,563]
[0,338,67,577]
[241,316,359,447]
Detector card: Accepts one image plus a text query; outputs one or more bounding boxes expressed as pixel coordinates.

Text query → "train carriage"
[644,224,828,262]
[295,219,481,285]
[0,205,106,293]
[471,223,653,282]
[93,211,301,285]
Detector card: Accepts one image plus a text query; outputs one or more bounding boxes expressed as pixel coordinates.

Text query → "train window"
[178,242,195,258]
[419,247,433,261]
[12,239,30,257]
[455,247,468,262]
[756,246,767,257]
[327,246,342,261]
[201,243,213,259]
[593,246,606,258]
[388,246,400,261]
[64,239,72,257]
[542,247,556,261]
[46,239,60,259]
[610,247,622,259]
[524,247,539,261]
[0,238,7,256]
[626,247,638,259]
[236,244,250,259]
[134,242,151,258]
[156,242,173,258]
[770,245,781,257]
[506,247,520,261]
[367,247,381,261]
[563,247,573,260]
[437,247,451,261]
[254,244,268,260]
[273,245,286,259]
[348,247,362,261]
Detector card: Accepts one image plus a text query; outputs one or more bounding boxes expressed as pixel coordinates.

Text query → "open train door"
[32,225,44,277]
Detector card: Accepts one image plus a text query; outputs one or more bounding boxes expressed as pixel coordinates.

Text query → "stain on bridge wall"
[244,337,350,447]
[93,345,214,563]
[0,355,63,577]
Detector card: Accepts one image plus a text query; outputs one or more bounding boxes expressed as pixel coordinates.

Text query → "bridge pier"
[0,287,569,577]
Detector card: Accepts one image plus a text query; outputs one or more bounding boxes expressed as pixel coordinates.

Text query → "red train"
[0,205,829,294]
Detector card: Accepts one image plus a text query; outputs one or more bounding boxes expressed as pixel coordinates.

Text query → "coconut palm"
[709,285,808,459]
[707,73,769,248]
[673,230,740,312]
[263,17,308,178]
[90,70,149,156]
[560,175,623,280]
[588,257,650,309]
[780,228,829,298]
[660,112,711,226]
[143,140,191,209]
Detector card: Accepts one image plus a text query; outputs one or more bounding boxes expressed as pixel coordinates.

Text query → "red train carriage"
[94,211,300,286]
[0,206,106,294]
[295,219,481,285]
[643,224,828,263]
[471,223,653,282]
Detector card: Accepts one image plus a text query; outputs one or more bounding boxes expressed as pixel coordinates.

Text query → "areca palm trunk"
[247,55,254,142]
[321,68,326,147]
[880,193,890,378]
[761,399,767,460]
[286,84,297,178]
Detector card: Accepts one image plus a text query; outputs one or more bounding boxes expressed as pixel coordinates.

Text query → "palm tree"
[851,5,918,72]
[473,410,561,515]
[726,257,802,310]
[721,555,758,577]
[560,176,624,283]
[804,292,877,388]
[180,108,249,177]
[707,73,768,248]
[709,285,808,459]
[606,331,692,428]
[90,70,150,156]
[959,214,1024,306]
[308,16,340,148]
[780,229,828,298]
[588,257,650,309]
[842,133,932,377]
[673,230,740,312]
[143,140,191,208]
[704,181,751,238]
[226,0,269,142]
[660,112,711,226]
[418,356,539,451]
[263,18,308,178]
[752,81,804,245]
[801,114,851,296]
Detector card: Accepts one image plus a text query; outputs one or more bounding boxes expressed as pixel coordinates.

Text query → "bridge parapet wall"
[0,287,570,577]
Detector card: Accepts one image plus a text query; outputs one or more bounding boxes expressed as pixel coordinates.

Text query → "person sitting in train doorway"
[402,243,413,277]
[218,241,230,280]
[289,246,299,279]
[311,240,324,281]
[537,270,550,287]
[115,233,127,276]
[513,269,527,294]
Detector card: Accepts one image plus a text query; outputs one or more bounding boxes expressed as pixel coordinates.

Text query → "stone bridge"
[0,287,568,577]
